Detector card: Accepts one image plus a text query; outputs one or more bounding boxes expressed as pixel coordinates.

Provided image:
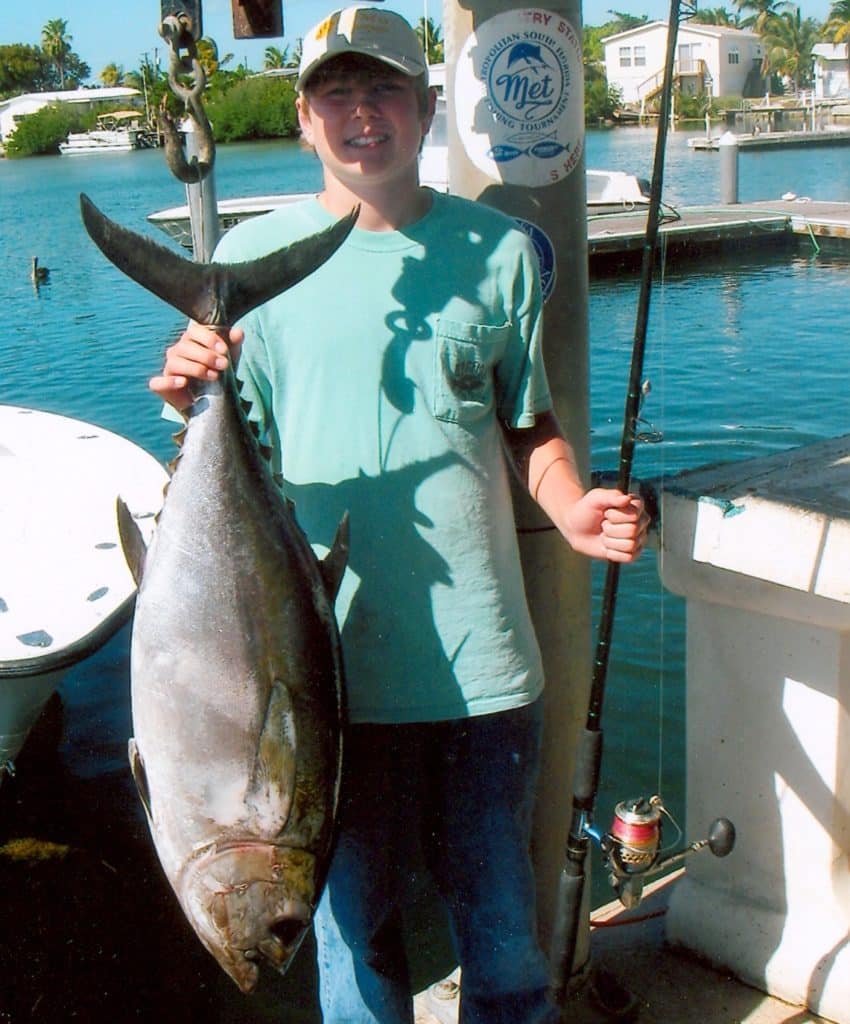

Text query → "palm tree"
[195,37,234,78]
[605,11,650,33]
[823,0,850,89]
[416,17,444,64]
[264,45,290,70]
[735,0,793,33]
[691,7,742,26]
[41,18,72,89]
[99,62,124,87]
[760,6,819,93]
[126,54,167,125]
[196,37,220,77]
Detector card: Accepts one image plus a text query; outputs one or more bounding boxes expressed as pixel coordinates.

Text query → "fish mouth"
[182,841,317,992]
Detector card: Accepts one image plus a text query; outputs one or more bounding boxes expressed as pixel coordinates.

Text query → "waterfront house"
[813,43,850,99]
[0,87,141,143]
[603,22,764,109]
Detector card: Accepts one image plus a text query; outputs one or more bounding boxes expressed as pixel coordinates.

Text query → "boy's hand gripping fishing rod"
[550,0,734,1003]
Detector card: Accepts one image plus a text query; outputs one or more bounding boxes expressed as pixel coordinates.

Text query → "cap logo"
[314,16,334,41]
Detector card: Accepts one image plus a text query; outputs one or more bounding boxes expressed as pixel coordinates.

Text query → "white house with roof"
[0,87,141,142]
[603,22,763,107]
[813,43,849,98]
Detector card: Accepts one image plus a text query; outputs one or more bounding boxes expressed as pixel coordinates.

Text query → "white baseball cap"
[297,6,428,92]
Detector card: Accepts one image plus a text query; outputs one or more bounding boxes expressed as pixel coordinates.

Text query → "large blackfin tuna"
[80,194,354,993]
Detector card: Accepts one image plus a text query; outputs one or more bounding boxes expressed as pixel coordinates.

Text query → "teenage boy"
[151,7,647,1022]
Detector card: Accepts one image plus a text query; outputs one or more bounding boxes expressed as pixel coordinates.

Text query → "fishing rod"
[550,0,734,1003]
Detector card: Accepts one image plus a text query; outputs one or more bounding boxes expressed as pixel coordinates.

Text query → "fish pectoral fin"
[116,498,148,586]
[319,512,350,603]
[247,681,296,835]
[128,738,153,821]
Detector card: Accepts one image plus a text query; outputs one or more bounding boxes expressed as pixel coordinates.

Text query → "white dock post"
[657,435,850,1024]
[442,0,593,984]
[719,130,739,204]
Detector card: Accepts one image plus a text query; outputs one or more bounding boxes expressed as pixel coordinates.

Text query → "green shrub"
[676,90,711,120]
[713,96,745,112]
[205,76,298,143]
[4,103,92,157]
[585,78,624,123]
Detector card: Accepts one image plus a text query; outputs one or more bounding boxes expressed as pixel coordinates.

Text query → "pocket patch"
[433,320,510,425]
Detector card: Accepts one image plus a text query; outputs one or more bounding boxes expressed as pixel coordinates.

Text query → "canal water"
[1,127,849,1021]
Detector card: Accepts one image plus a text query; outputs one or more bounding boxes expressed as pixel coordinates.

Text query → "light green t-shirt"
[215,190,553,724]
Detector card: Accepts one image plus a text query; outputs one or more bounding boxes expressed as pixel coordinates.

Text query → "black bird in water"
[30,256,50,286]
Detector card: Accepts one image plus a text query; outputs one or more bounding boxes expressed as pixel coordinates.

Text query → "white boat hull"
[59,129,138,156]
[0,406,168,782]
[148,169,653,251]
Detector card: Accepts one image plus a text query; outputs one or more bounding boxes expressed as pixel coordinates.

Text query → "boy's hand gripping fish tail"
[79,193,358,326]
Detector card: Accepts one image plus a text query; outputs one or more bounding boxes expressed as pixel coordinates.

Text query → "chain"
[158,13,216,183]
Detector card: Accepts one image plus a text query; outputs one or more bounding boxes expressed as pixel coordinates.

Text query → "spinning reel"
[587,795,736,909]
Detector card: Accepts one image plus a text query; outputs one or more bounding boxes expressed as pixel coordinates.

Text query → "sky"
[4,0,836,81]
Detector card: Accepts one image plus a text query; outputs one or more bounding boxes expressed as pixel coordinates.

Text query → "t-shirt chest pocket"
[433,319,510,425]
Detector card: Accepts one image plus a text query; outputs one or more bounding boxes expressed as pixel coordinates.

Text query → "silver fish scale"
[128,367,345,993]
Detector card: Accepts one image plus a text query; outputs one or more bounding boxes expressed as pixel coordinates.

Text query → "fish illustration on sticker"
[529,139,568,159]
[506,42,552,74]
[489,143,524,162]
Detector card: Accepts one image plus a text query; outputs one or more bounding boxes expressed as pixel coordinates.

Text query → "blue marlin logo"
[506,42,552,75]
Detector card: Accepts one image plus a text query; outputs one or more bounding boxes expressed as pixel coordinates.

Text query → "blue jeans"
[314,699,560,1024]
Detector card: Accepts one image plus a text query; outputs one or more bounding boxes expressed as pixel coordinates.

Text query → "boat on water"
[0,405,168,784]
[60,110,158,156]
[148,97,652,249]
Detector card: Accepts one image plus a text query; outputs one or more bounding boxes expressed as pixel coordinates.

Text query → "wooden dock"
[688,127,850,151]
[414,871,831,1023]
[587,199,850,270]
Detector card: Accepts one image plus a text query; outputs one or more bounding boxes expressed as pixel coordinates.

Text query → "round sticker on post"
[513,218,556,303]
[455,9,584,188]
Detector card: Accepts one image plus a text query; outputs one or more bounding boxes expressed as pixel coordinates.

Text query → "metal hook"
[159,13,216,183]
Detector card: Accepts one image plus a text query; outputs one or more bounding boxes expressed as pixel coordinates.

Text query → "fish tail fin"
[80,194,358,326]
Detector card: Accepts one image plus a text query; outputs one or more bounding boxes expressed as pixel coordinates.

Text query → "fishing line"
[550,0,683,986]
[549,0,736,1003]
[655,222,671,800]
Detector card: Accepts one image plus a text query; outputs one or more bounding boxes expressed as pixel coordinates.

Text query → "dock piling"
[719,131,739,205]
